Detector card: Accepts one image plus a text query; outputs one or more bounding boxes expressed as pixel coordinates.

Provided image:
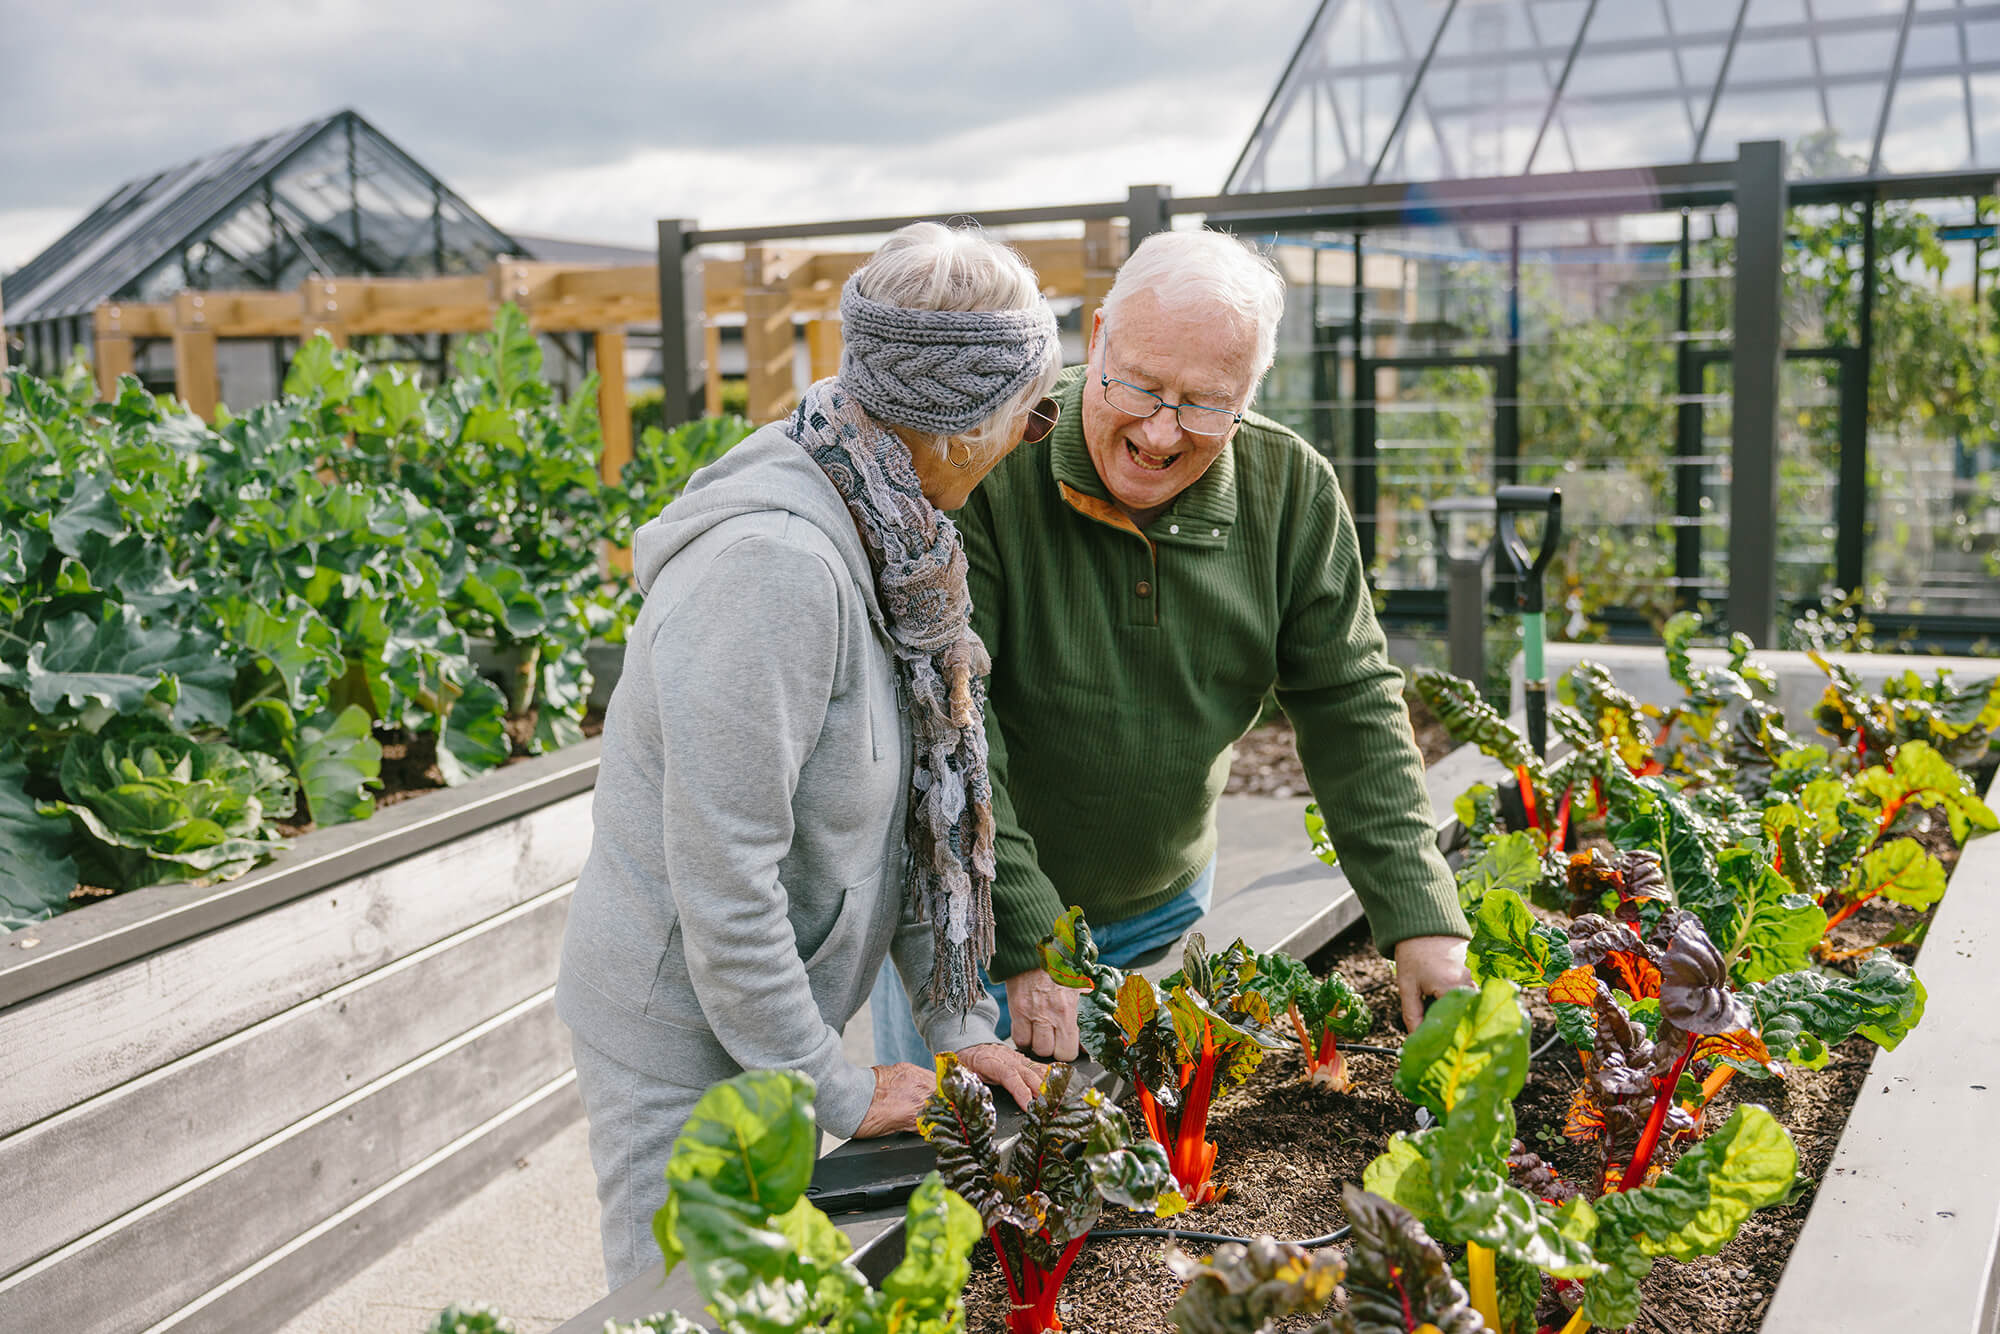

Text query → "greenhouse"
[2,4,1998,1334]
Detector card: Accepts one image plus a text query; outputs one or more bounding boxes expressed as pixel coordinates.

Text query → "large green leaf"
[436,675,511,787]
[459,562,549,641]
[1394,978,1531,1119]
[1454,831,1549,911]
[654,1069,820,1277]
[297,705,384,827]
[1750,956,1927,1060]
[50,472,126,556]
[0,751,77,929]
[1852,837,1949,910]
[221,596,343,711]
[1857,740,1998,842]
[875,1174,980,1326]
[1467,887,1576,987]
[1711,847,1827,985]
[26,607,234,728]
[1413,668,1538,771]
[1584,1104,1797,1329]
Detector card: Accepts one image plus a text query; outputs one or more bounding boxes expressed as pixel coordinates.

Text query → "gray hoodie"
[555,424,1002,1137]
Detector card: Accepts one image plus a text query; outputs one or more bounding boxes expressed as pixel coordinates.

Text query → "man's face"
[1081,292,1259,522]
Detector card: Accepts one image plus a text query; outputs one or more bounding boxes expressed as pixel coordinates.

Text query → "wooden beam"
[302,278,348,347]
[1081,219,1126,342]
[742,247,799,424]
[171,292,220,421]
[94,301,174,339]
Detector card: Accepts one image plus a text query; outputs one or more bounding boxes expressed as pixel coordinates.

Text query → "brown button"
[1136,580,1153,598]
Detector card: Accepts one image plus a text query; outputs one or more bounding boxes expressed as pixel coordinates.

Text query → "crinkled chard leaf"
[1748,956,1927,1063]
[1165,1236,1345,1334]
[1321,1186,1487,1334]
[1467,887,1575,987]
[1457,831,1551,912]
[1657,916,1752,1036]
[1710,847,1827,985]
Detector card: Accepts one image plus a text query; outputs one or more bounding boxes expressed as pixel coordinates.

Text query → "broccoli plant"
[920,1053,1183,1334]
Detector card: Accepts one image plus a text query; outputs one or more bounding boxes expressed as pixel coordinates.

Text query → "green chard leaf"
[1414,667,1538,771]
[1455,830,1550,911]
[0,750,78,929]
[1749,956,1927,1060]
[1851,837,1949,910]
[1712,846,1828,985]
[1394,978,1531,1120]
[1467,887,1576,987]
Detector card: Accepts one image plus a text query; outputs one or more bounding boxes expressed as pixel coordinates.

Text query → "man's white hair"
[1100,229,1287,388]
[849,221,1063,464]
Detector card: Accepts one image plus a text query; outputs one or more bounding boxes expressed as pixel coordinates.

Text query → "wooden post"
[742,247,799,424]
[303,277,348,348]
[806,318,842,383]
[704,324,723,416]
[92,305,137,399]
[171,291,220,421]
[595,329,632,483]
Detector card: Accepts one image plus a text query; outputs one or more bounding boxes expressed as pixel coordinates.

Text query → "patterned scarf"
[786,377,997,1018]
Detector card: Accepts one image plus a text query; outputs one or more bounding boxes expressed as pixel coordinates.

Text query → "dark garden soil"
[1226,695,1453,798]
[960,920,1878,1334]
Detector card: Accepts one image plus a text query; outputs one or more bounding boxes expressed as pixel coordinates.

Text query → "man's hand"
[1004,968,1081,1061]
[1392,935,1474,1032]
[956,1042,1048,1111]
[853,1062,936,1138]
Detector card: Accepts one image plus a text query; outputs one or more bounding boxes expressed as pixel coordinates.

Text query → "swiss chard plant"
[1242,949,1372,1090]
[919,1052,1183,1334]
[1165,1185,1491,1334]
[1810,651,2000,771]
[652,1067,982,1334]
[1041,908,1284,1204]
[1363,979,1600,1334]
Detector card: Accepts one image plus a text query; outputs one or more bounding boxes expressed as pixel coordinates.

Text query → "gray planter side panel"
[0,884,573,1274]
[0,790,593,1134]
[0,993,573,1334]
[1763,768,2000,1334]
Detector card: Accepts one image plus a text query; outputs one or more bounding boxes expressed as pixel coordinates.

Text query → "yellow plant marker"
[1559,1306,1591,1334]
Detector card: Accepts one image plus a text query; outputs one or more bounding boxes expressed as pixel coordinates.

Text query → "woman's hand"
[853,1061,937,1138]
[956,1042,1047,1111]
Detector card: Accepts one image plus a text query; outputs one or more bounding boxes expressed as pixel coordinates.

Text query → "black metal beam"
[1692,0,1753,162]
[1728,139,1789,647]
[1127,184,1172,252]
[1368,0,1461,184]
[1351,232,1374,570]
[1839,203,1878,594]
[655,218,698,429]
[1675,211,1704,609]
[1524,0,1600,175]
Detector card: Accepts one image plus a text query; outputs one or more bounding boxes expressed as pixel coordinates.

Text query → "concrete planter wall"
[0,740,601,1333]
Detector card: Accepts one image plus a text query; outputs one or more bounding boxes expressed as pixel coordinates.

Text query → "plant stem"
[1822,891,1877,935]
[1515,765,1542,832]
[1620,1038,1698,1190]
[1289,1003,1317,1074]
[1466,1241,1500,1332]
[1686,1063,1737,1118]
[1559,1306,1592,1334]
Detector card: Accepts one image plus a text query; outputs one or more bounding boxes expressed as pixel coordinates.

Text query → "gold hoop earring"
[947,439,975,470]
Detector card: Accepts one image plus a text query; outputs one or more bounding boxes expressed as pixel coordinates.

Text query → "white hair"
[848,221,1064,464]
[1100,229,1286,388]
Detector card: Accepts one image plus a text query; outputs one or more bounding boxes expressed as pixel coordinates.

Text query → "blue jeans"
[868,859,1216,1067]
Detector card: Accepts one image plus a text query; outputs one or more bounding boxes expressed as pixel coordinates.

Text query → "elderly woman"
[556,222,1058,1288]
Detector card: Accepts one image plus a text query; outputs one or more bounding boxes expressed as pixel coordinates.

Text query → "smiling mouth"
[1126,440,1182,472]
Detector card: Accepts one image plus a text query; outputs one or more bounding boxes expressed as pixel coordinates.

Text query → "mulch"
[961,922,1878,1334]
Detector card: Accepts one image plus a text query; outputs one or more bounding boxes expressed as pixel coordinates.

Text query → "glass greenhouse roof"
[4,110,521,326]
[1227,0,2000,193]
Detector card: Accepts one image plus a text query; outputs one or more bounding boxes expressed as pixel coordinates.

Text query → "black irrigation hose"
[1091,1224,1353,1248]
[1339,1044,1403,1058]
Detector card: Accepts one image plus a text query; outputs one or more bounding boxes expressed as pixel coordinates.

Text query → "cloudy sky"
[0,0,1316,272]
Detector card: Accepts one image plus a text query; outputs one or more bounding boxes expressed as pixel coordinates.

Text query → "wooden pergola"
[75,223,1124,483]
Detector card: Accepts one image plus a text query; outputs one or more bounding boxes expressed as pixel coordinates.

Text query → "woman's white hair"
[848,221,1064,463]
[1100,230,1286,389]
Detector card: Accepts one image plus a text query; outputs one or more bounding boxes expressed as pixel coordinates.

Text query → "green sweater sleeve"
[1275,463,1469,950]
[958,489,1069,980]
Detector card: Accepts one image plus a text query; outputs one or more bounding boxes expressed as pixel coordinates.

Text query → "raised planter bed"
[0,739,601,1334]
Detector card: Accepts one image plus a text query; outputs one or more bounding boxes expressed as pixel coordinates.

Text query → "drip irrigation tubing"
[1091,1224,1352,1248]
[1533,1031,1566,1061]
[1340,1044,1402,1057]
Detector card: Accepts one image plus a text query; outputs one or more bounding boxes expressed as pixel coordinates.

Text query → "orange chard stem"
[1823,891,1877,935]
[1289,1003,1317,1071]
[1516,765,1542,832]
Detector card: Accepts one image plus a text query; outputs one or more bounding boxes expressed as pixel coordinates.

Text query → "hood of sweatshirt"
[631,422,885,629]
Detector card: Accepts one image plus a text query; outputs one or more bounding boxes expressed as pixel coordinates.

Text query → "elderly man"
[871,229,1471,1064]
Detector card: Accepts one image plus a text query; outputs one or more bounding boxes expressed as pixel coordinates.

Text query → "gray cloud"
[0,1,1312,212]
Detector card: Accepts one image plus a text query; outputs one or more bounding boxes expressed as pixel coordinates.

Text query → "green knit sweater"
[960,368,1469,978]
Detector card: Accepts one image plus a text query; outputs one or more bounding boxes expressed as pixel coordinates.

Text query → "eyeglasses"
[1022,396,1061,444]
[1098,343,1243,438]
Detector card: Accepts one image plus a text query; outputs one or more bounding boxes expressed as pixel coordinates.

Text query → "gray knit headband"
[838,279,1059,435]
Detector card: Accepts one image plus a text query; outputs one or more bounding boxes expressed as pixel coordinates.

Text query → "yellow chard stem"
[1466,1241,1500,1332]
[1559,1306,1592,1334]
